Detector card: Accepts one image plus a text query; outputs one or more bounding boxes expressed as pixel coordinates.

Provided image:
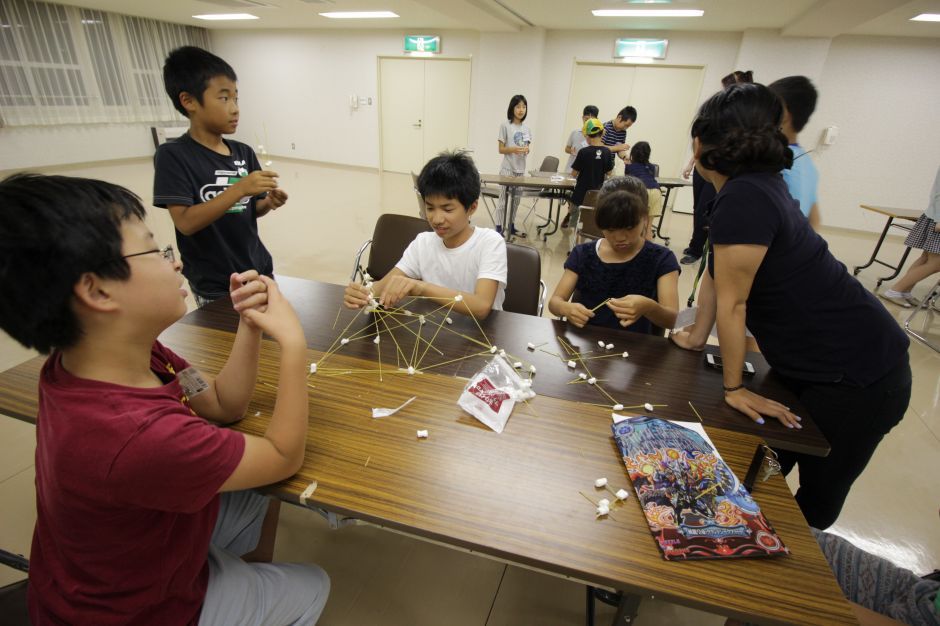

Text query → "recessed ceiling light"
[193,13,259,21]
[318,11,399,19]
[910,13,940,22]
[592,9,704,17]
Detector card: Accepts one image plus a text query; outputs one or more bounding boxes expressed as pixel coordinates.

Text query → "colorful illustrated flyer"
[611,416,788,561]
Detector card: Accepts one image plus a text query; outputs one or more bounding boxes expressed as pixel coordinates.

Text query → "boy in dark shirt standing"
[565,118,615,226]
[154,46,286,305]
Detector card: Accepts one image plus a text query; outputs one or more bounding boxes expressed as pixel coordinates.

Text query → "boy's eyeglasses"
[121,245,176,264]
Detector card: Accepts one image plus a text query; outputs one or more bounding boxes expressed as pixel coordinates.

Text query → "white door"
[379,57,471,174]
[563,62,704,197]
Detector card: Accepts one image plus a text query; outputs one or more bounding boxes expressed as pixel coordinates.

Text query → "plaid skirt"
[904,214,940,254]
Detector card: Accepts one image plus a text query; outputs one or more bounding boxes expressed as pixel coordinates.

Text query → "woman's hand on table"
[724,388,802,429]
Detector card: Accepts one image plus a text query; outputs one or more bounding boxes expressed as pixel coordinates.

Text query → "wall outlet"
[291,142,295,150]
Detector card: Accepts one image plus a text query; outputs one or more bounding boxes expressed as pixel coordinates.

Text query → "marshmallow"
[578,372,588,380]
[490,346,498,354]
[405,310,414,316]
[254,411,261,417]
[419,315,426,325]
[644,402,654,412]
[309,363,317,374]
[499,349,507,358]
[340,338,350,345]
[598,498,610,508]
[594,477,608,488]
[454,294,463,302]
[373,336,380,344]
[407,366,416,375]
[264,160,273,167]
[567,360,577,368]
[597,340,606,348]
[513,361,522,369]
[587,377,597,385]
[616,489,629,500]
[529,365,537,373]
[613,403,624,411]
[521,379,532,388]
[596,505,610,517]
[622,351,629,358]
[605,343,614,350]
[445,317,453,324]
[526,342,535,350]
[417,429,429,438]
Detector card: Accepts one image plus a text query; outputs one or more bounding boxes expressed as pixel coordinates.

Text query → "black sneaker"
[561,213,571,229]
[680,253,701,265]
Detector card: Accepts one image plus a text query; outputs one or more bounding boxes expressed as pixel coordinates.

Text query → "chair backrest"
[366,214,432,280]
[411,171,427,219]
[577,206,603,242]
[583,189,600,208]
[538,155,559,173]
[503,242,542,316]
[650,163,660,178]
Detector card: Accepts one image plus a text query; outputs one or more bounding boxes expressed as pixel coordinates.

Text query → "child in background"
[881,164,940,308]
[768,75,821,230]
[496,94,531,238]
[549,188,679,334]
[0,173,328,625]
[564,105,599,173]
[623,141,663,239]
[602,106,638,166]
[345,151,507,318]
[563,118,615,228]
[154,46,287,307]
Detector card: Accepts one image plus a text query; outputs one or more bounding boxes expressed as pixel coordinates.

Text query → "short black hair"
[617,106,637,122]
[507,94,528,122]
[600,175,649,208]
[691,82,792,177]
[0,174,147,353]
[417,151,481,210]
[721,70,754,88]
[595,190,649,231]
[163,46,237,118]
[630,141,651,165]
[768,75,818,133]
[583,105,599,117]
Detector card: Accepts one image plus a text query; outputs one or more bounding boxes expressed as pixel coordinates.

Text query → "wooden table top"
[0,320,855,625]
[481,173,576,189]
[178,278,827,456]
[657,177,693,188]
[859,204,922,221]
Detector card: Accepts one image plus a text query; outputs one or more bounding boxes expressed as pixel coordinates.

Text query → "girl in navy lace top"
[548,188,679,334]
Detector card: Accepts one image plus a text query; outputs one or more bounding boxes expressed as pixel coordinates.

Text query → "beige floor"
[1,158,938,625]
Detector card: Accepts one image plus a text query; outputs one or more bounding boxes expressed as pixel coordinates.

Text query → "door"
[563,62,704,211]
[379,57,471,174]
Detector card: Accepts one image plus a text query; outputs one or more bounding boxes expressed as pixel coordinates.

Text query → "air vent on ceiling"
[199,0,280,9]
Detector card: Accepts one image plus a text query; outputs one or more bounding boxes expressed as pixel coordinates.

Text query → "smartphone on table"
[705,353,755,376]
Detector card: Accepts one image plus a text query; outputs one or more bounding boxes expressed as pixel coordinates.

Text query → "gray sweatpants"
[199,491,330,625]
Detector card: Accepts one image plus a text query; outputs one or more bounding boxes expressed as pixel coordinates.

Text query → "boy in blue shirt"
[769,75,821,230]
[154,46,287,306]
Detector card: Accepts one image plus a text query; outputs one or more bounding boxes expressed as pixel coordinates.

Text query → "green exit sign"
[404,35,440,54]
[614,38,668,59]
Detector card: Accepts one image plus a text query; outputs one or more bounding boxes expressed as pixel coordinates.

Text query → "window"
[0,0,210,126]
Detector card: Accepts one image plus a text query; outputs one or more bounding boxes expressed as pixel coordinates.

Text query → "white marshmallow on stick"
[594,477,607,488]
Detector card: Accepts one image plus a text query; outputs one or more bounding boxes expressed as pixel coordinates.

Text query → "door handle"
[412,119,422,128]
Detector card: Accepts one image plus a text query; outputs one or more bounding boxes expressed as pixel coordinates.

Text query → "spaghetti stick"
[416,349,491,372]
[376,310,410,367]
[590,298,611,312]
[688,401,704,422]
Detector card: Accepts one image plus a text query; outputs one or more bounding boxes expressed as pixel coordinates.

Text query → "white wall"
[4,25,939,233]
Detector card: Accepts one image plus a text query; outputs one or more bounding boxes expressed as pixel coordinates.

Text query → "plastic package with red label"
[458,356,534,433]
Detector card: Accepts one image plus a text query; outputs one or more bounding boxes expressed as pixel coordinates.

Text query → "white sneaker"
[879,289,913,308]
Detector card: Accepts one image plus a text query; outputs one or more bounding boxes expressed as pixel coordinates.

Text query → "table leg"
[653,187,672,246]
[585,586,642,626]
[904,277,940,353]
[536,197,554,231]
[611,593,642,625]
[876,245,913,287]
[542,198,564,241]
[853,217,894,275]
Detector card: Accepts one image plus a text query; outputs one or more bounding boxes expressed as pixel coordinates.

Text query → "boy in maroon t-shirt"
[0,174,328,625]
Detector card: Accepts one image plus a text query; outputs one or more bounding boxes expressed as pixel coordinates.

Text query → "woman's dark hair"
[0,174,147,353]
[690,82,793,177]
[507,94,528,122]
[721,70,753,88]
[629,141,651,165]
[595,190,649,231]
[600,175,649,207]
[163,46,237,118]
[768,75,818,133]
[417,150,481,210]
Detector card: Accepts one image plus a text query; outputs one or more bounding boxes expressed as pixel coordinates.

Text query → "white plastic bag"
[458,356,534,433]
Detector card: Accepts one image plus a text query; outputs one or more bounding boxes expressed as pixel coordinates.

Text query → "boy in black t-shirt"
[565,118,614,227]
[154,46,287,305]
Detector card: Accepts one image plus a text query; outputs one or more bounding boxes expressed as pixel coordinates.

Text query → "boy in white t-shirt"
[344,151,507,319]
